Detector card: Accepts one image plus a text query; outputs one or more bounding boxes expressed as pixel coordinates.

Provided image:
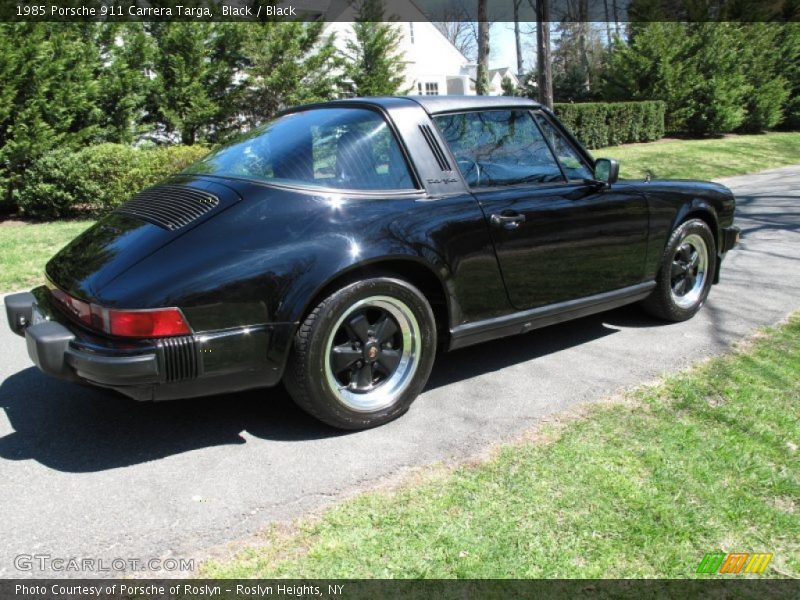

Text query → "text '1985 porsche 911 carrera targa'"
[5,96,740,429]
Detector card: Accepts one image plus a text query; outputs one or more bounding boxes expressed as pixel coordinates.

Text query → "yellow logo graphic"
[696,552,773,574]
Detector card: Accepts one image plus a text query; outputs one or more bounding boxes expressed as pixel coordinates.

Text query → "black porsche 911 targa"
[5,96,740,429]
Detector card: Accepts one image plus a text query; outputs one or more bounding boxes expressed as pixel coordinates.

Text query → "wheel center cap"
[365,343,379,361]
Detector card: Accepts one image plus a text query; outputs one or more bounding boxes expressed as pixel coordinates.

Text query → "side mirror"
[594,158,619,185]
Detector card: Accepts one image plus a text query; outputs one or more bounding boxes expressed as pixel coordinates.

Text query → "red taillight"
[48,285,190,338]
[107,308,190,338]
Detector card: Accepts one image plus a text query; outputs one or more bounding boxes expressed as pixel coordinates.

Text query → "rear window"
[184,108,416,191]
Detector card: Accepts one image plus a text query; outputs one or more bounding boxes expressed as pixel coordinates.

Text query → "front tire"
[284,277,437,430]
[642,218,716,322]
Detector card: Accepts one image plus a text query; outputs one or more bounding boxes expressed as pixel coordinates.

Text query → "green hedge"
[554,101,666,149]
[16,144,209,219]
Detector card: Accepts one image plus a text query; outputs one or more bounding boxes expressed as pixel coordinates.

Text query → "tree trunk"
[603,0,612,45]
[613,0,621,38]
[476,0,490,95]
[578,0,590,94]
[182,127,196,146]
[514,0,523,78]
[536,0,553,109]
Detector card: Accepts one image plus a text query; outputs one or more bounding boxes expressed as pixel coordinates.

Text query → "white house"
[487,67,521,94]
[299,0,519,95]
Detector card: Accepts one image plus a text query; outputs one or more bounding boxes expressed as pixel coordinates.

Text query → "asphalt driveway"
[1,165,799,577]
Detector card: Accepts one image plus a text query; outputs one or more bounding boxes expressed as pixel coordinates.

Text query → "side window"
[185,108,416,191]
[534,114,593,181]
[433,110,564,187]
[312,116,414,190]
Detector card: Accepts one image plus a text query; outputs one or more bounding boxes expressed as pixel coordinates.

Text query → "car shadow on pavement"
[0,371,340,472]
[0,305,660,473]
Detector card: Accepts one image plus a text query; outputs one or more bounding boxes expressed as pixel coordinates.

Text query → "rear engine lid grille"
[115,184,219,231]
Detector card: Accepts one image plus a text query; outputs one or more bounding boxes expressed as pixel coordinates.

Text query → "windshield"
[184,108,417,191]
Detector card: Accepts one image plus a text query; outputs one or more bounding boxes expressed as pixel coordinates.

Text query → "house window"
[417,83,423,95]
[424,82,439,96]
[409,23,414,43]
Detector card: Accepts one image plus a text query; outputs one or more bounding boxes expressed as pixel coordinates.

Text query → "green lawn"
[0,220,93,291]
[598,132,800,180]
[204,315,800,578]
[1,132,799,293]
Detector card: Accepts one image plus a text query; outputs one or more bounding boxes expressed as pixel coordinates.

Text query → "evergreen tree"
[501,75,518,96]
[737,24,789,132]
[680,23,749,135]
[603,22,690,130]
[240,21,343,128]
[516,70,540,100]
[0,24,103,211]
[603,22,750,135]
[552,22,607,102]
[203,23,248,141]
[342,0,407,97]
[96,23,155,144]
[779,22,800,129]
[146,23,245,144]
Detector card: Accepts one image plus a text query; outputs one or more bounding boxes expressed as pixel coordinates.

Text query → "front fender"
[670,197,721,243]
[639,180,735,280]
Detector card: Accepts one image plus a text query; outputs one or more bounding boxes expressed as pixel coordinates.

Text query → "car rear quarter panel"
[94,178,510,334]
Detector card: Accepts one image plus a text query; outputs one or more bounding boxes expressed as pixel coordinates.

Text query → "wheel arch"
[670,203,721,284]
[671,200,720,250]
[295,257,452,345]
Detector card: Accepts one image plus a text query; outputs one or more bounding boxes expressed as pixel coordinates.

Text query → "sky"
[490,22,530,71]
[481,22,619,73]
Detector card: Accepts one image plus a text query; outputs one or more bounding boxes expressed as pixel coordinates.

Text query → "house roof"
[489,67,519,81]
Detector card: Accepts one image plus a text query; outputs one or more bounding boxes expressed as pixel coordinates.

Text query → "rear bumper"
[25,317,159,386]
[5,289,297,401]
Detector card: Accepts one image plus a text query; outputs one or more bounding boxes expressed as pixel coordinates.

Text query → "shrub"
[13,148,87,219]
[16,144,209,219]
[601,22,795,135]
[554,101,665,149]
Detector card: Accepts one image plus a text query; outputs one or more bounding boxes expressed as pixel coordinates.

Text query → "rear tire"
[642,218,716,322]
[284,277,436,430]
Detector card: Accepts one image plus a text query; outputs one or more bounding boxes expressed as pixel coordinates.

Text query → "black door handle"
[490,213,526,230]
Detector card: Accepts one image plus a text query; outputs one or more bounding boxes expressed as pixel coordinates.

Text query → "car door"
[433,109,649,311]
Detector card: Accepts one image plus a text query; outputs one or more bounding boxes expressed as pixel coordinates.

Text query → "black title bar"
[2,0,799,23]
[4,579,800,600]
